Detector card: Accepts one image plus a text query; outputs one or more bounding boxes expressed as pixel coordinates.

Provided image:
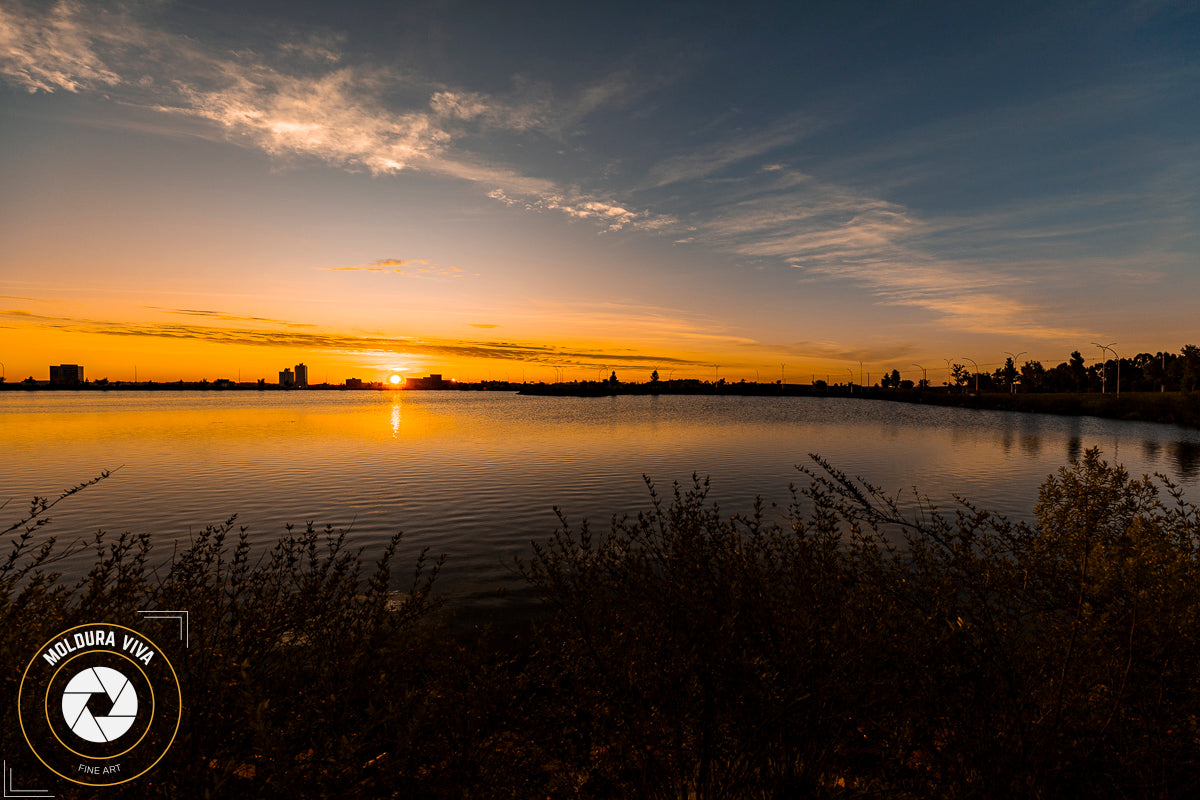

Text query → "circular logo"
[18,624,181,787]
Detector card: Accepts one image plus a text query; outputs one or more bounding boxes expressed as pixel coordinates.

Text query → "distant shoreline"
[5,380,1199,428]
[517,382,1200,428]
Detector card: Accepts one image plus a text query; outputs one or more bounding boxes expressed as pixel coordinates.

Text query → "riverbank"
[865,388,1200,428]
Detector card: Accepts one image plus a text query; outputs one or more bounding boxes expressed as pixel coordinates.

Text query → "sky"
[1,0,1197,384]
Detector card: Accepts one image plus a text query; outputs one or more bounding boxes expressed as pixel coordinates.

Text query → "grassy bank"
[4,453,1200,798]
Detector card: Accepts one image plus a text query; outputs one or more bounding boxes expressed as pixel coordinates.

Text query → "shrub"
[521,449,1200,798]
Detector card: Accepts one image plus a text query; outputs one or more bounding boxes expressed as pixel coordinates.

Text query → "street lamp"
[943,358,953,392]
[846,367,854,392]
[960,357,980,393]
[912,363,927,389]
[1091,342,1119,396]
[1004,351,1027,394]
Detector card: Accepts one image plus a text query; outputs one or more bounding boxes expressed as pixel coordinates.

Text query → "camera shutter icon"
[61,666,139,743]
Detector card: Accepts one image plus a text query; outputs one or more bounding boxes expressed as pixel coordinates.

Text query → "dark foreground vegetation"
[4,451,1200,798]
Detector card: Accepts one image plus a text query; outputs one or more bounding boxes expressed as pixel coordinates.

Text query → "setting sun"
[388,374,403,386]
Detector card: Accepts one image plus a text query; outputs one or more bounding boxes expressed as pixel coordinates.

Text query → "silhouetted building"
[50,364,84,385]
[345,378,364,389]
[294,363,308,387]
[405,373,449,390]
[279,368,295,387]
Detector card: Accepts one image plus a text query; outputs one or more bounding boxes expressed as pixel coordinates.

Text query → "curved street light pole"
[1003,351,1027,394]
[1091,342,1118,395]
[912,363,927,389]
[846,367,854,392]
[961,357,980,393]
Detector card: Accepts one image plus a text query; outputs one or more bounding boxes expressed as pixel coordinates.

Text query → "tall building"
[49,364,84,385]
[279,368,294,387]
[294,363,308,387]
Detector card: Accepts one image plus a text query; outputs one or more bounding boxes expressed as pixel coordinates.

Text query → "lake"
[4,390,1200,612]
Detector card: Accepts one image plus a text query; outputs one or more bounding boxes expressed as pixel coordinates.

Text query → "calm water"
[4,391,1200,609]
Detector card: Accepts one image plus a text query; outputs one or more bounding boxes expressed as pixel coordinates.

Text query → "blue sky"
[1,0,1197,381]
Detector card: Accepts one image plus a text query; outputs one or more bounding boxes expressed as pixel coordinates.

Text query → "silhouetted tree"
[1020,360,1045,392]
[1069,350,1088,391]
[951,363,969,390]
[1181,345,1200,391]
[1001,357,1017,392]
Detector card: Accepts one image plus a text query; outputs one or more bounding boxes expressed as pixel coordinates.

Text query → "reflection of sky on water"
[3,392,1200,604]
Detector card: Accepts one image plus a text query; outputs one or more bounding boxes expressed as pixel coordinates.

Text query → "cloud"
[647,157,1098,339]
[489,189,677,233]
[749,339,918,365]
[320,258,463,278]
[1,307,704,367]
[0,1,122,93]
[145,307,318,327]
[470,323,499,329]
[277,32,345,65]
[641,117,815,189]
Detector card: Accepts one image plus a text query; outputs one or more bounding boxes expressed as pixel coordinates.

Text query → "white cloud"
[521,193,677,233]
[0,1,122,92]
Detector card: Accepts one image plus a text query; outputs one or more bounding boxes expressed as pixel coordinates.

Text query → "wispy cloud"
[0,1,122,93]
[644,145,1102,339]
[488,189,677,232]
[641,116,816,189]
[145,307,318,327]
[0,308,705,367]
[320,258,464,278]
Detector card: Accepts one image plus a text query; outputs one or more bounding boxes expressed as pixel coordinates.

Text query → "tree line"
[877,345,1200,393]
